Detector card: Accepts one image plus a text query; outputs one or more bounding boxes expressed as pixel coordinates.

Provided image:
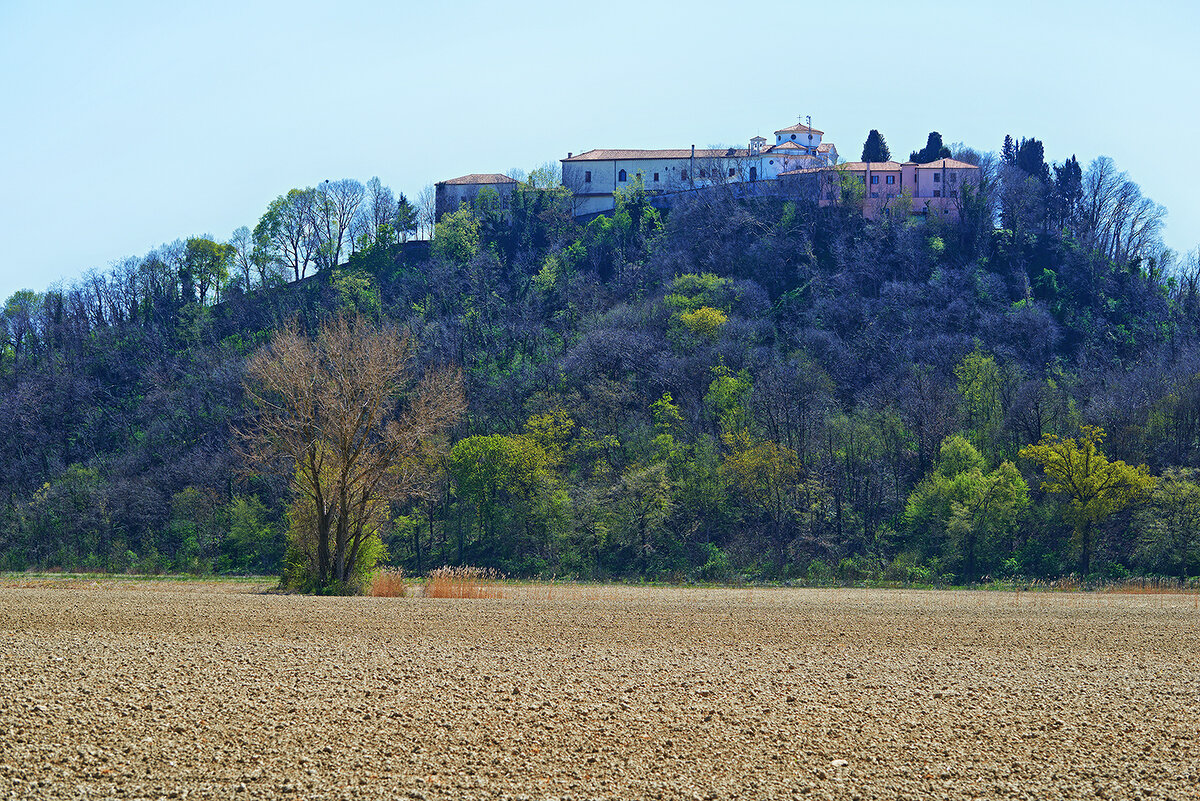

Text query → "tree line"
[1,133,1199,590]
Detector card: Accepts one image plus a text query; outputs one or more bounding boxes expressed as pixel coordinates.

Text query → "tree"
[432,208,481,264]
[254,189,320,282]
[860,129,891,162]
[183,237,234,305]
[910,132,951,163]
[1136,468,1200,580]
[240,314,465,592]
[904,436,1029,583]
[314,179,366,270]
[1019,425,1155,575]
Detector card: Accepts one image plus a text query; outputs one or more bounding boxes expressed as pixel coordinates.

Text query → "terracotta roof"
[774,123,824,135]
[769,141,818,152]
[816,143,835,152]
[915,158,979,170]
[834,161,905,171]
[562,148,749,161]
[437,173,519,186]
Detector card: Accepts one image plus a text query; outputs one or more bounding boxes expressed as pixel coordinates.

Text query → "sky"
[1,0,1197,302]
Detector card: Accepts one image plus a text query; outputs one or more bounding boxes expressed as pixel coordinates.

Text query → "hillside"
[2,142,1198,585]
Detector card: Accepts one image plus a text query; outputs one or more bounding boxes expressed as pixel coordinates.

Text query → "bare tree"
[239,314,465,591]
[314,179,366,269]
[228,226,256,291]
[416,184,436,240]
[1078,156,1166,263]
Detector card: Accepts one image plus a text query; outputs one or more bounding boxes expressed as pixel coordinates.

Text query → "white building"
[560,122,838,216]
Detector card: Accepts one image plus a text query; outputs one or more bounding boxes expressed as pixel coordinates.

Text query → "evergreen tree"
[1002,134,1018,166]
[1016,137,1050,181]
[860,129,891,162]
[909,132,952,163]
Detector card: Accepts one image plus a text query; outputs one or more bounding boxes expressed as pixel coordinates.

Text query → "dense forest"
[3,133,1200,587]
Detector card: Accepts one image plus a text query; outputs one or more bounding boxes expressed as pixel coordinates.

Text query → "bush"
[370,568,408,597]
[424,566,504,599]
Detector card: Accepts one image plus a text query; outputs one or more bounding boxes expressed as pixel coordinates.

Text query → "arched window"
[618,169,627,182]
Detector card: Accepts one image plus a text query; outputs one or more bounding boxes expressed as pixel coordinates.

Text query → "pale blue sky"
[1,0,1196,302]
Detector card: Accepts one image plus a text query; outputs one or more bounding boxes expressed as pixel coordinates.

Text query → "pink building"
[783,158,980,220]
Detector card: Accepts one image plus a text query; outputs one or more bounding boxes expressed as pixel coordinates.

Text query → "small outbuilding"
[434,173,519,221]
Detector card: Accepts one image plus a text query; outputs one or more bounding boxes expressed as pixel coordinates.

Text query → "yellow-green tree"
[1020,426,1155,575]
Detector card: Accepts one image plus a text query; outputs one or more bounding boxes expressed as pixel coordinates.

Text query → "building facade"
[783,158,980,220]
[434,173,519,221]
[560,122,839,217]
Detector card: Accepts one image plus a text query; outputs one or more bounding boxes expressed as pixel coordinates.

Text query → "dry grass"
[423,566,504,599]
[369,568,408,597]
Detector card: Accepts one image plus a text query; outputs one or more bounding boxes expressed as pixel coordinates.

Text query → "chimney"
[691,144,695,157]
[567,152,572,158]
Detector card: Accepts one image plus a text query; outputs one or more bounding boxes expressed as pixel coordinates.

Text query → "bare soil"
[1,579,1198,800]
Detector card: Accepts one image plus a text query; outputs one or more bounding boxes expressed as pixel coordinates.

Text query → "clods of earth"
[1,579,1198,799]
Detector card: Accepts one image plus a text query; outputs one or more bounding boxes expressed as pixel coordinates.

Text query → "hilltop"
[1,135,1198,585]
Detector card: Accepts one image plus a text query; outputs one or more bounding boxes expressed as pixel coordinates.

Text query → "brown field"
[1,579,1198,800]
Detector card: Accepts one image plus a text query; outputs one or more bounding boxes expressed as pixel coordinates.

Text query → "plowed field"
[1,580,1198,799]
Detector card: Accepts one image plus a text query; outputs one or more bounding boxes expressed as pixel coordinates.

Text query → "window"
[871,175,879,184]
[933,173,941,182]
[886,175,895,185]
[584,170,592,183]
[653,172,660,182]
[618,169,627,182]
[728,168,736,177]
[933,190,941,197]
[768,160,774,165]
[870,192,879,198]
[949,173,957,184]
[681,169,688,180]
[700,169,708,178]
[791,134,796,140]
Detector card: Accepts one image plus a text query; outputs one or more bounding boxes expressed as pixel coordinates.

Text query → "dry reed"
[369,568,408,597]
[423,566,505,599]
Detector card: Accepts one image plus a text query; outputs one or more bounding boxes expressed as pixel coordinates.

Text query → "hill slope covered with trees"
[2,134,1199,587]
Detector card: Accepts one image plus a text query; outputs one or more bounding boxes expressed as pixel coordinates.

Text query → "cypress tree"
[860,129,891,162]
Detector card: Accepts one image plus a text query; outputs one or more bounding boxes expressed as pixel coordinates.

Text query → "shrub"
[424,566,504,599]
[370,568,408,597]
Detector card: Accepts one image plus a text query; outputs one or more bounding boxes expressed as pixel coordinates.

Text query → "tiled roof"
[915,158,979,170]
[774,123,824,135]
[437,173,519,186]
[563,148,750,161]
[817,143,835,152]
[835,161,905,171]
[769,141,817,152]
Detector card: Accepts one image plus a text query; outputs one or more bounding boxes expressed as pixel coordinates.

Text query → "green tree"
[220,495,284,574]
[1135,468,1200,581]
[910,132,952,163]
[183,237,234,305]
[432,208,481,264]
[904,436,1029,582]
[1020,426,1155,575]
[860,129,891,162]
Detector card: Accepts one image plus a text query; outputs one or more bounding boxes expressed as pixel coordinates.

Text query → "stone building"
[434,173,519,221]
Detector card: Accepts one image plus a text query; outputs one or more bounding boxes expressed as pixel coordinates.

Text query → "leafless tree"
[228,226,256,291]
[416,184,437,240]
[314,179,366,269]
[239,314,465,591]
[1078,156,1166,263]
